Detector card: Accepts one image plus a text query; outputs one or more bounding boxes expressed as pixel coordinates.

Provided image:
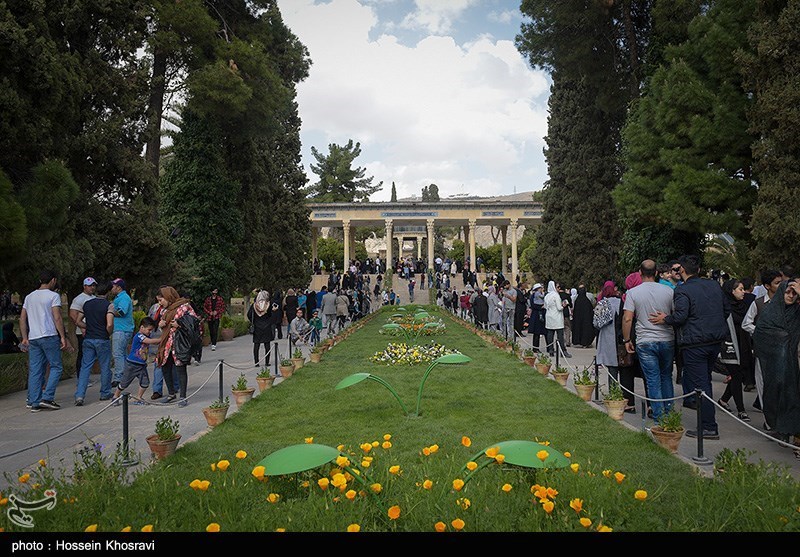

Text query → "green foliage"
[704,236,755,281]
[133,311,147,331]
[154,416,180,441]
[742,1,800,272]
[390,181,397,202]
[656,407,685,433]
[209,397,230,409]
[316,237,367,271]
[231,316,250,337]
[604,381,625,401]
[232,373,249,392]
[0,170,26,273]
[421,184,439,201]
[280,358,292,367]
[573,366,596,386]
[617,216,705,276]
[220,314,234,329]
[304,140,382,202]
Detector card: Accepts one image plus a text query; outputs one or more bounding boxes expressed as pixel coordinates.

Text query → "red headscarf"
[622,272,643,303]
[599,281,618,300]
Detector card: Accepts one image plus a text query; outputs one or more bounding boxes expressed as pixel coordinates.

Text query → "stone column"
[416,236,422,259]
[426,219,435,270]
[384,220,393,271]
[469,219,477,272]
[510,219,519,283]
[500,225,508,273]
[342,220,351,272]
[311,227,318,263]
[397,236,403,261]
[349,224,357,264]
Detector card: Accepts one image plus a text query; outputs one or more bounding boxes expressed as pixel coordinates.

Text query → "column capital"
[426,218,435,229]
[468,218,477,228]
[342,219,351,227]
[509,218,518,229]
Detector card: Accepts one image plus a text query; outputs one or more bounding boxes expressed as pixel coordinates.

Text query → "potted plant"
[551,365,570,386]
[231,373,256,408]
[202,397,230,428]
[650,407,685,453]
[291,347,304,370]
[573,366,597,401]
[603,381,627,421]
[219,313,235,342]
[535,353,552,376]
[522,348,537,367]
[256,368,275,392]
[279,358,294,379]
[309,345,323,363]
[146,416,181,460]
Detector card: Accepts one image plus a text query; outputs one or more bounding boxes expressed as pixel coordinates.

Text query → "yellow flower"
[141,525,153,532]
[305,437,313,444]
[18,473,30,483]
[435,521,447,532]
[32,484,40,489]
[345,489,357,500]
[634,490,648,501]
[251,466,266,480]
[216,460,230,471]
[329,467,342,477]
[563,451,571,458]
[198,480,210,491]
[360,443,372,453]
[236,450,247,459]
[120,526,131,532]
[502,483,513,493]
[361,460,371,468]
[451,518,465,531]
[389,465,402,475]
[536,450,549,462]
[546,487,558,498]
[485,446,499,458]
[388,505,401,520]
[466,461,478,471]
[206,523,220,532]
[210,463,216,472]
[580,517,592,528]
[275,528,286,532]
[84,524,98,532]
[370,483,382,494]
[267,493,280,504]
[602,469,612,478]
[597,524,613,532]
[0,498,8,506]
[331,473,347,488]
[495,454,506,464]
[461,436,472,447]
[429,444,439,453]
[347,524,360,532]
[38,459,46,467]
[336,456,351,467]
[190,479,201,490]
[456,497,471,510]
[337,444,345,451]
[542,500,555,514]
[615,472,626,484]
[421,447,431,456]
[383,434,392,441]
[533,486,549,500]
[570,463,580,473]
[422,479,433,490]
[382,441,392,449]
[570,498,583,513]
[452,478,465,491]
[372,441,379,447]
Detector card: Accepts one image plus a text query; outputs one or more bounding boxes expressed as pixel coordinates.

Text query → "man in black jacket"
[649,255,729,439]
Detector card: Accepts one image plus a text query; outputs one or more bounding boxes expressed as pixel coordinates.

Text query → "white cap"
[533,283,543,290]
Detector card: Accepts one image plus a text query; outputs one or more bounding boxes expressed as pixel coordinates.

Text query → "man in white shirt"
[69,277,97,379]
[20,270,69,412]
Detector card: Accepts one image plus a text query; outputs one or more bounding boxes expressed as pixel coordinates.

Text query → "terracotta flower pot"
[603,399,627,421]
[146,434,181,460]
[551,372,569,386]
[535,363,552,376]
[256,376,274,392]
[202,406,229,428]
[523,356,537,367]
[279,365,294,378]
[309,352,322,363]
[231,388,256,408]
[291,357,304,370]
[220,327,235,341]
[574,383,596,402]
[650,426,685,453]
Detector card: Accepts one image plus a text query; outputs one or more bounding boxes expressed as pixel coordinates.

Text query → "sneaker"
[99,395,112,401]
[39,400,60,410]
[26,403,32,409]
[685,429,719,440]
[87,380,94,388]
[165,394,177,403]
[132,399,146,406]
[111,381,119,389]
[30,406,42,413]
[717,399,731,412]
[563,352,573,358]
[192,360,200,366]
[75,398,84,407]
[737,412,751,423]
[151,392,162,400]
[177,398,188,408]
[111,397,122,407]
[211,345,216,351]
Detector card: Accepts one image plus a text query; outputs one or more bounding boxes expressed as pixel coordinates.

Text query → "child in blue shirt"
[112,317,161,405]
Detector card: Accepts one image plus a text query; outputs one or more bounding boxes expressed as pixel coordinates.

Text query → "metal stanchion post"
[121,392,138,467]
[691,388,712,465]
[593,358,599,401]
[218,360,224,403]
[555,342,559,370]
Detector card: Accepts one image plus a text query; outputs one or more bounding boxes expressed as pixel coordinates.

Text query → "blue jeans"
[27,335,63,406]
[75,339,112,400]
[681,343,719,432]
[112,331,133,383]
[151,365,179,395]
[636,341,675,421]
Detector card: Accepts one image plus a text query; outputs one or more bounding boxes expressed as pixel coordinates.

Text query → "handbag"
[617,343,635,367]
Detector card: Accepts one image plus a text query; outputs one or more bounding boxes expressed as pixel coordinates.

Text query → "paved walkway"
[0,326,312,488]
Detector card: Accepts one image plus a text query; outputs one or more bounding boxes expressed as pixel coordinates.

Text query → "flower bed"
[370,342,460,365]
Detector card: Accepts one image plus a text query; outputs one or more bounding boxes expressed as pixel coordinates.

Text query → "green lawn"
[4,305,799,532]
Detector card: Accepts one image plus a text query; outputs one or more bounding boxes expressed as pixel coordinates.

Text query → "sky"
[276,0,551,202]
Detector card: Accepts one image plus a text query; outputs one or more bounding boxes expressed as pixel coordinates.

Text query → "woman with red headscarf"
[155,286,200,407]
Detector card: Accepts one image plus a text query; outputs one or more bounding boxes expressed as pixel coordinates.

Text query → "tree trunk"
[621,0,641,98]
[144,47,168,185]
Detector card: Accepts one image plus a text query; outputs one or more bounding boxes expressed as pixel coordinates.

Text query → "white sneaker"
[211,345,216,351]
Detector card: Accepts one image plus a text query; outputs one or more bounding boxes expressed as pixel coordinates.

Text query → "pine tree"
[304,140,382,202]
[391,182,398,202]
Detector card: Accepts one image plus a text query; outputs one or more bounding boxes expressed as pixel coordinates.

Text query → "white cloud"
[400,0,480,35]
[488,9,517,25]
[278,0,550,201]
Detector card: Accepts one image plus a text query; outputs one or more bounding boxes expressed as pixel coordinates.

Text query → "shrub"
[154,416,180,441]
[231,373,249,391]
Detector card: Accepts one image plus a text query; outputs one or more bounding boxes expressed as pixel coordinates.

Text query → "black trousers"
[208,319,220,345]
[161,355,187,399]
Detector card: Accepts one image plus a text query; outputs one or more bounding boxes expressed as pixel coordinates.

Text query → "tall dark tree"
[304,140,382,202]
[742,0,800,272]
[390,181,398,202]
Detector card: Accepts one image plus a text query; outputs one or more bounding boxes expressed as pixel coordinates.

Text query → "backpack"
[592,298,614,330]
[174,312,202,363]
